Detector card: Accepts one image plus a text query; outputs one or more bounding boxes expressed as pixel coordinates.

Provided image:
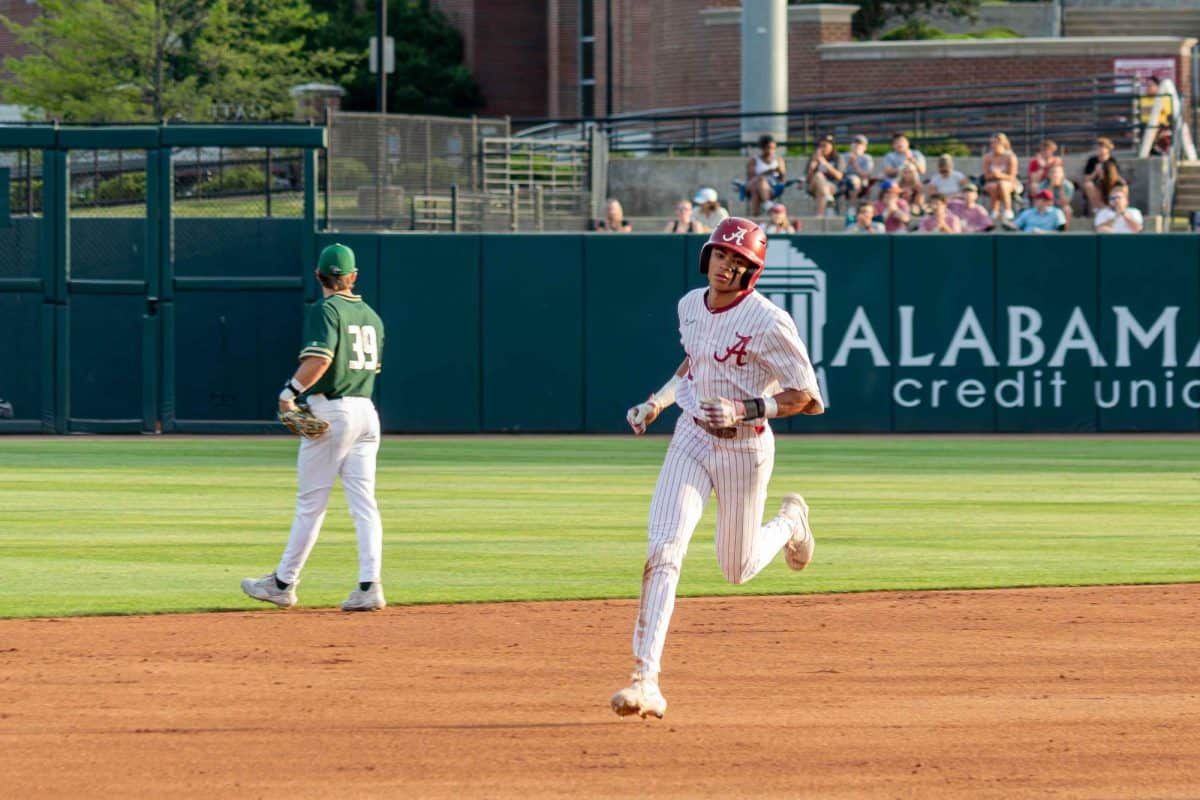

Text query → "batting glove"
[699,397,745,428]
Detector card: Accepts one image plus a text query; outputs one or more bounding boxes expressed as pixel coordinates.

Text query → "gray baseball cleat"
[779,493,815,571]
[341,583,386,612]
[610,671,667,719]
[241,573,297,608]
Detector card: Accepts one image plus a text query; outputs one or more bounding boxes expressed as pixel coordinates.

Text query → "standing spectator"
[1082,138,1121,215]
[1014,189,1067,233]
[1026,139,1062,196]
[1139,76,1173,155]
[745,134,788,216]
[595,198,633,232]
[663,199,708,233]
[881,133,927,180]
[692,187,730,230]
[948,184,995,232]
[897,162,927,215]
[845,201,885,233]
[982,132,1020,222]
[926,154,968,198]
[918,193,963,233]
[1039,163,1075,224]
[840,134,874,204]
[873,180,911,233]
[805,134,844,217]
[1093,186,1144,233]
[763,202,796,234]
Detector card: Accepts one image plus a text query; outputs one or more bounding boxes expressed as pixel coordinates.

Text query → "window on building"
[579,0,596,117]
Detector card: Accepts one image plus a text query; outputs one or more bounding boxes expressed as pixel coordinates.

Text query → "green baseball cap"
[317,243,357,276]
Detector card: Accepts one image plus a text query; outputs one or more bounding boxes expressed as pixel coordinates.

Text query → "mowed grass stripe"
[0,436,1197,617]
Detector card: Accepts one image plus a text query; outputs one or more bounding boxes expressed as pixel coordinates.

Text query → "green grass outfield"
[0,436,1197,618]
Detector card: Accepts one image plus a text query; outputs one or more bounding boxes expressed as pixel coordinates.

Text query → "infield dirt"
[2,584,1197,798]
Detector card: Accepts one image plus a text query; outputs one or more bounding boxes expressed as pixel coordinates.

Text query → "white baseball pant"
[276,394,383,585]
[633,415,793,676]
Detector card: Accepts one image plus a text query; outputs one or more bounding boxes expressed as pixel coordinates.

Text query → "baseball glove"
[278,405,330,439]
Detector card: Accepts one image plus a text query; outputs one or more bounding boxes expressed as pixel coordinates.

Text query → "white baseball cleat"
[610,672,667,719]
[778,493,815,571]
[240,573,297,608]
[341,583,387,612]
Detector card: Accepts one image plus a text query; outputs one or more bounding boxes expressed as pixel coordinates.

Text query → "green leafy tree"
[0,0,352,122]
[307,0,484,116]
[795,0,981,41]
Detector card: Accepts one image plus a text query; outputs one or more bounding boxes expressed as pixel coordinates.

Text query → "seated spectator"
[1015,189,1067,233]
[881,133,926,180]
[746,134,788,216]
[663,198,708,233]
[948,184,994,232]
[873,180,911,233]
[845,201,885,234]
[918,193,963,233]
[692,187,730,230]
[1139,76,1173,155]
[1026,139,1062,197]
[839,134,874,204]
[1093,186,1144,233]
[926,154,968,198]
[594,198,632,232]
[763,202,796,233]
[1038,163,1075,224]
[897,162,926,215]
[805,134,844,217]
[1081,137,1121,214]
[982,132,1020,221]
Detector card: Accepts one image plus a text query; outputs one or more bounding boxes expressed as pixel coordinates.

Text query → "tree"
[307,0,484,116]
[0,0,352,122]
[817,0,981,41]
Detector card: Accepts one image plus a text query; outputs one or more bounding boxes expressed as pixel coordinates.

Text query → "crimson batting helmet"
[699,217,768,290]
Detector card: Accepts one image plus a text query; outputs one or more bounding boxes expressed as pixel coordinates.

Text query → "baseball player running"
[611,217,825,718]
[241,243,388,612]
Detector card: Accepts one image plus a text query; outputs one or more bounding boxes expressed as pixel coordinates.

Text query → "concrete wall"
[609,154,1163,218]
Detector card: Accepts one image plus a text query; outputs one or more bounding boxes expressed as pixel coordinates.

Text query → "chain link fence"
[1,148,43,217]
[327,111,595,232]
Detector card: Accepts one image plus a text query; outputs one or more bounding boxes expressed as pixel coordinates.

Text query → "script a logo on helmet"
[721,226,749,246]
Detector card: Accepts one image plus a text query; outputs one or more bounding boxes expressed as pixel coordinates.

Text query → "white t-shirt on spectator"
[1093,206,1144,233]
[927,170,967,196]
[882,149,926,175]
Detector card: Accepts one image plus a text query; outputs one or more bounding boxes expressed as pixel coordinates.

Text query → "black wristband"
[743,397,766,421]
[288,379,305,396]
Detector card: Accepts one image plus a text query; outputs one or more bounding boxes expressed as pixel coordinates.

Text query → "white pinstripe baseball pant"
[632,415,793,676]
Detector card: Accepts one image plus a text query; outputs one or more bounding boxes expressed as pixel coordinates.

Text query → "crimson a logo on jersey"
[714,333,752,366]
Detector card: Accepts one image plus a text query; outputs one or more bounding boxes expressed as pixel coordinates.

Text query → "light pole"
[376,0,387,113]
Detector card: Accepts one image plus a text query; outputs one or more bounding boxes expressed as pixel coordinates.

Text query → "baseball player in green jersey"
[241,243,388,612]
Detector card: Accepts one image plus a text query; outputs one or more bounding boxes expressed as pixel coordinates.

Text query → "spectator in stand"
[873,179,911,233]
[1082,137,1120,215]
[982,132,1020,222]
[840,134,874,204]
[897,162,926,215]
[1014,189,1067,233]
[805,134,844,217]
[918,193,963,233]
[594,198,633,232]
[692,187,730,230]
[1093,185,1144,233]
[663,198,708,233]
[846,201,885,234]
[926,154,968,198]
[881,133,927,181]
[1026,139,1062,197]
[745,134,788,216]
[949,184,995,232]
[1039,163,1075,224]
[1139,76,1173,155]
[763,202,796,233]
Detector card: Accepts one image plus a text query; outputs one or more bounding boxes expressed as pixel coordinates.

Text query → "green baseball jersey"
[299,294,385,399]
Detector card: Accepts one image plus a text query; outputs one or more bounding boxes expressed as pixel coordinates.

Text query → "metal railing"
[515,75,1144,155]
[409,184,591,232]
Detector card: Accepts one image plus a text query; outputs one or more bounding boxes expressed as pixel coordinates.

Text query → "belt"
[693,417,764,439]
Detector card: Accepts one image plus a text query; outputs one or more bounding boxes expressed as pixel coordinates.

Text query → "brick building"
[0,0,41,64]
[432,1,1193,121]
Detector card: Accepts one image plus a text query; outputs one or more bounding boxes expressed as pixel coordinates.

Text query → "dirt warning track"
[1,584,1197,798]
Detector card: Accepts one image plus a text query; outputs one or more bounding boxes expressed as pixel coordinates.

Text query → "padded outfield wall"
[2,228,1198,434]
